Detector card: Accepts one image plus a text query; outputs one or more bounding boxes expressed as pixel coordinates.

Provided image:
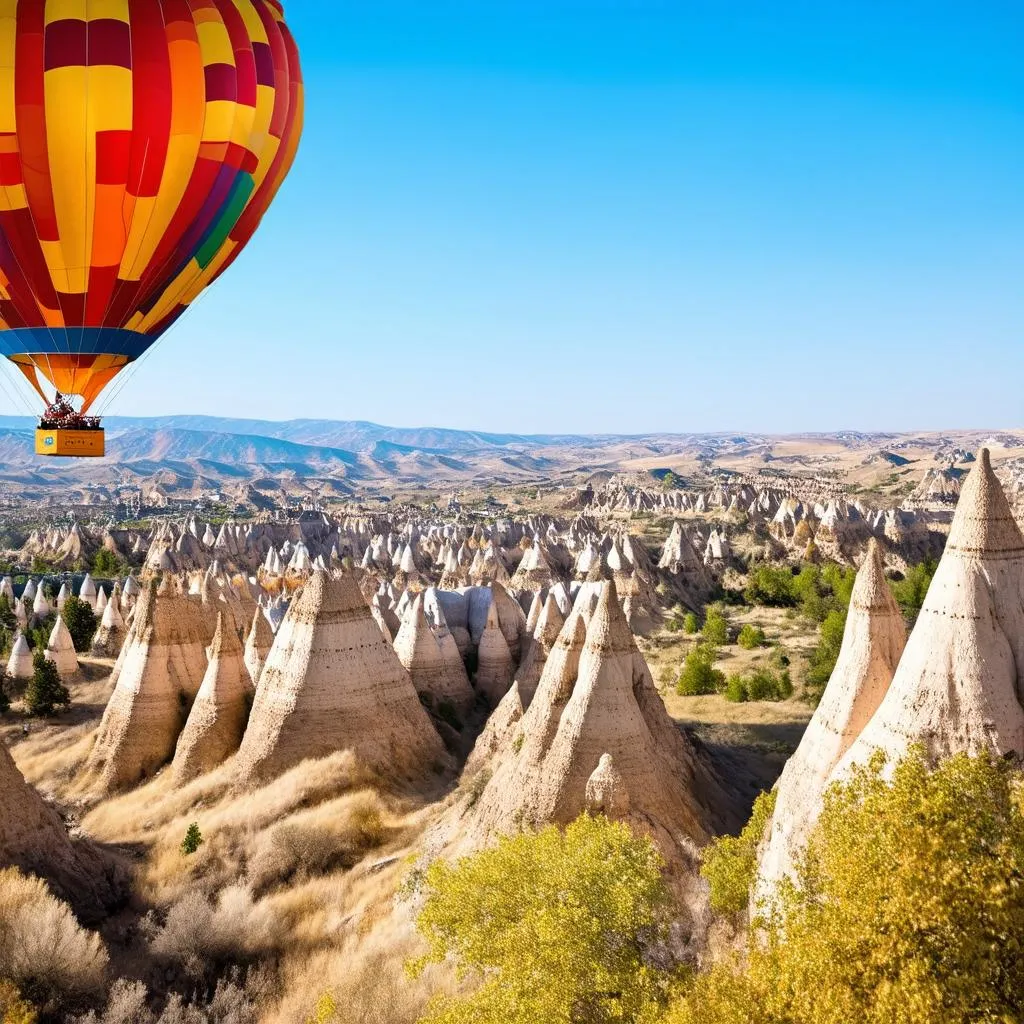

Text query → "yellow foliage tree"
[410,814,676,1024]
[671,749,1024,1024]
[0,983,36,1024]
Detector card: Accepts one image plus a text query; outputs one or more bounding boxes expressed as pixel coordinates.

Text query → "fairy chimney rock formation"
[833,449,1024,772]
[455,582,732,868]
[757,537,906,894]
[172,613,250,786]
[235,572,446,785]
[243,606,274,694]
[44,615,79,678]
[394,594,475,715]
[473,600,515,707]
[87,582,214,792]
[585,753,631,819]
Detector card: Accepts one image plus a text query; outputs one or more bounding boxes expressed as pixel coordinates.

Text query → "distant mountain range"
[0,415,634,455]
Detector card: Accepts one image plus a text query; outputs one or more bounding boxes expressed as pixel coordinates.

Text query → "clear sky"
[100,1,1024,434]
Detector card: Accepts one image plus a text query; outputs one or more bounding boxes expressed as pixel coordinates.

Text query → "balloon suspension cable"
[38,393,101,431]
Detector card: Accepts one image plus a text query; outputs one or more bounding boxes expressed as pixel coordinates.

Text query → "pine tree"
[61,596,97,652]
[181,823,204,856]
[24,652,70,717]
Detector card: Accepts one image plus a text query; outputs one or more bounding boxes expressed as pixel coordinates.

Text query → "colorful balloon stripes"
[0,0,302,411]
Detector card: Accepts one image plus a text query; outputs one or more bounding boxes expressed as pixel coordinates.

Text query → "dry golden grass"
[0,868,108,1006]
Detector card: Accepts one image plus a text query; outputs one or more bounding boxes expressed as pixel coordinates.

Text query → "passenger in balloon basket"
[39,395,100,432]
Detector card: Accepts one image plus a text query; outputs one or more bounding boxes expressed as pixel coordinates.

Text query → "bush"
[724,668,792,703]
[0,868,108,1006]
[410,814,676,1024]
[701,791,776,916]
[671,751,1024,1024]
[61,596,97,653]
[743,565,795,607]
[181,823,203,856]
[249,796,385,891]
[92,549,123,578]
[805,608,848,698]
[23,652,69,717]
[736,624,765,650]
[701,608,729,646]
[682,612,699,634]
[724,675,748,703]
[890,557,937,620]
[25,614,55,653]
[676,645,725,696]
[0,982,36,1024]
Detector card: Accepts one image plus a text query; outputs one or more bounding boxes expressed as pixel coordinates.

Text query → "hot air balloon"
[0,0,303,457]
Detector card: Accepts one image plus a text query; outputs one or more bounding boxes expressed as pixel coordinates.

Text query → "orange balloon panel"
[12,353,128,412]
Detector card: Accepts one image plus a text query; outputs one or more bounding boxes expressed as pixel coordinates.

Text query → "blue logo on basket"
[44,437,54,447]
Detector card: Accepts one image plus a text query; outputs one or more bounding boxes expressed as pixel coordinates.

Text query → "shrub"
[149,887,273,981]
[23,652,69,717]
[701,608,729,646]
[736,624,765,650]
[0,982,36,1024]
[724,675,748,703]
[92,549,123,578]
[676,645,725,696]
[743,565,795,607]
[805,608,848,699]
[61,596,97,653]
[181,823,203,856]
[410,814,676,1024]
[249,795,385,891]
[890,557,937,620]
[701,791,776,916]
[671,751,1024,1024]
[682,612,699,634]
[0,868,108,1005]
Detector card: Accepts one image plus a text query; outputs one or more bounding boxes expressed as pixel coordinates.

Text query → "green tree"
[26,613,56,653]
[0,595,16,633]
[701,608,729,646]
[806,608,848,697]
[682,612,699,635]
[23,652,69,717]
[410,815,675,1024]
[890,558,937,620]
[701,790,776,915]
[92,548,122,578]
[61,596,97,653]
[736,624,766,650]
[672,751,1024,1024]
[744,565,795,607]
[676,644,725,696]
[181,823,204,856]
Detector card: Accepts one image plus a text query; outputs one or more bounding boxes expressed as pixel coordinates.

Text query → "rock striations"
[235,572,446,786]
[393,594,475,715]
[171,613,250,787]
[87,581,215,792]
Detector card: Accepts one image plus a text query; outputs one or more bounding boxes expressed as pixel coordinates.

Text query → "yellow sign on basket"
[35,429,105,458]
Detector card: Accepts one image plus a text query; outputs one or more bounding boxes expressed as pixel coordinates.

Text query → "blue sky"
[100,1,1024,433]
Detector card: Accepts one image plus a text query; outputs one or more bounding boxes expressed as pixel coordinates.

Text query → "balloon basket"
[35,428,105,458]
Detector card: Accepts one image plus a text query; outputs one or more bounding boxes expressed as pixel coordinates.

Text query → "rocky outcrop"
[236,572,446,786]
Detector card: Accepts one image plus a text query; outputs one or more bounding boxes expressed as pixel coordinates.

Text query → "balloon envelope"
[0,0,303,412]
